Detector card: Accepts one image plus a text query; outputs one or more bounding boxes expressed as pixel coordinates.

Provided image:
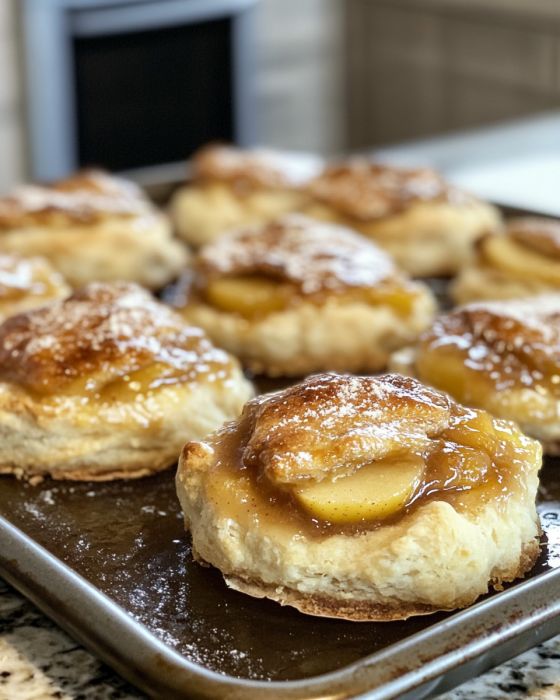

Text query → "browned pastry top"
[0,170,153,229]
[0,254,67,302]
[192,144,323,191]
[419,296,560,392]
[241,373,455,485]
[195,214,398,293]
[307,159,468,221]
[0,281,237,395]
[187,371,538,537]
[507,217,560,259]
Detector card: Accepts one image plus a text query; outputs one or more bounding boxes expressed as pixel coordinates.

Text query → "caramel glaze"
[172,215,425,318]
[417,298,560,397]
[180,275,424,320]
[202,374,537,539]
[0,282,237,403]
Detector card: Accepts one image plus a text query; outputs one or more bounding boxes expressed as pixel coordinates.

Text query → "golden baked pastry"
[391,295,560,454]
[304,159,501,277]
[170,214,436,376]
[0,281,253,481]
[177,373,541,620]
[453,217,560,303]
[0,254,69,321]
[169,144,323,247]
[0,169,188,289]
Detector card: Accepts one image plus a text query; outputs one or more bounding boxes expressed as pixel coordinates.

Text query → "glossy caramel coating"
[307,159,469,221]
[230,374,536,524]
[194,214,399,295]
[193,144,323,192]
[417,296,560,396]
[0,281,236,396]
[243,373,451,485]
[0,170,152,230]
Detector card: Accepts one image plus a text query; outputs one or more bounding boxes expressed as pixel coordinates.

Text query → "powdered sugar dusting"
[243,373,452,484]
[197,214,397,294]
[0,281,238,393]
[308,158,471,221]
[422,295,560,393]
[0,254,68,302]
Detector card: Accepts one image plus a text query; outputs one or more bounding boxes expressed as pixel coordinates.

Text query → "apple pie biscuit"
[453,217,560,303]
[391,294,560,454]
[170,214,436,376]
[0,281,253,481]
[0,170,187,289]
[177,373,541,620]
[169,144,323,247]
[305,159,501,277]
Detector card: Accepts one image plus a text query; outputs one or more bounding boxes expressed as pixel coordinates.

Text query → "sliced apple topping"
[482,235,560,285]
[293,455,424,524]
[365,285,417,316]
[205,276,293,318]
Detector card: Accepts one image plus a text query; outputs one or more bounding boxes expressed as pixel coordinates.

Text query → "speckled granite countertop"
[1,578,558,700]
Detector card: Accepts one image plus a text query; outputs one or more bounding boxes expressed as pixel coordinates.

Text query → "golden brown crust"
[192,144,323,192]
[194,214,398,294]
[307,159,471,221]
[222,535,541,621]
[507,217,560,258]
[0,170,152,229]
[242,373,451,484]
[0,281,237,395]
[418,296,560,394]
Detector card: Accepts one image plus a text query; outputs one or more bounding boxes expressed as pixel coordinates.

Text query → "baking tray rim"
[1,511,559,700]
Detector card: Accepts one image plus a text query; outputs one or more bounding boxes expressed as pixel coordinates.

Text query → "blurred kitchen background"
[1,0,560,209]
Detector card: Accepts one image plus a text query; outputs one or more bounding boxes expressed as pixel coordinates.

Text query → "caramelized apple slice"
[482,235,560,285]
[205,276,293,318]
[366,285,417,316]
[293,456,424,524]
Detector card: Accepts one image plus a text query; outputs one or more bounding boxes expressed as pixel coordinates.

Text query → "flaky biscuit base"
[219,536,541,622]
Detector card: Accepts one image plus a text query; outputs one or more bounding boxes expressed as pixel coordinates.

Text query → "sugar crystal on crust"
[420,295,560,392]
[196,214,398,294]
[242,373,452,484]
[0,281,237,393]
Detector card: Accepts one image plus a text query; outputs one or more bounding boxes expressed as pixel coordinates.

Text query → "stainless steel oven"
[20,0,258,182]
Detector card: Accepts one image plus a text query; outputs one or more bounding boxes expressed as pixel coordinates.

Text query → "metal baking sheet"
[1,201,560,697]
[0,449,559,699]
